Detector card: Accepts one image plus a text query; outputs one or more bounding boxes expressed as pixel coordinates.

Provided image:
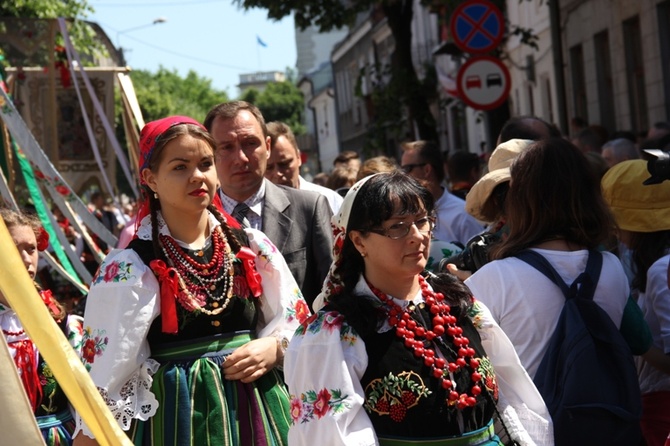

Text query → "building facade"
[506,0,670,138]
[304,0,670,171]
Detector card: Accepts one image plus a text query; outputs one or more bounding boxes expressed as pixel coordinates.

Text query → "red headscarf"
[134,116,233,232]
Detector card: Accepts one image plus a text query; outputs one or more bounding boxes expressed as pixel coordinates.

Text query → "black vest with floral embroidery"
[359,302,497,438]
[128,232,258,345]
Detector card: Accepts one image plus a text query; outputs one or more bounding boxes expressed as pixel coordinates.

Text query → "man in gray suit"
[204,101,333,308]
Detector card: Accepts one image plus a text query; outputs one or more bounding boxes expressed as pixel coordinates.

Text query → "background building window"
[570,44,588,123]
[594,30,616,134]
[657,1,670,120]
[623,16,648,132]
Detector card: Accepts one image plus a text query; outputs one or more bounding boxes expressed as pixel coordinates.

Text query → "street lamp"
[116,17,167,65]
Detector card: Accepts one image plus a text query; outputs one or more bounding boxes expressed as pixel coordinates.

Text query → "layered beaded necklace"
[369,275,482,409]
[159,226,236,315]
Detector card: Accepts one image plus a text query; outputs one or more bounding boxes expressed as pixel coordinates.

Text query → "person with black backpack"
[465,138,643,445]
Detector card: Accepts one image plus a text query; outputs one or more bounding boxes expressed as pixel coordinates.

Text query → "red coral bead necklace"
[368,275,482,409]
[159,226,235,308]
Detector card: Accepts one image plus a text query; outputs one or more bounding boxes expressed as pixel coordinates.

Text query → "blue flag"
[256,35,268,47]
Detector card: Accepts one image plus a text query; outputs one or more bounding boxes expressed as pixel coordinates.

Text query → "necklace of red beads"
[159,226,235,315]
[2,327,25,337]
[368,275,482,409]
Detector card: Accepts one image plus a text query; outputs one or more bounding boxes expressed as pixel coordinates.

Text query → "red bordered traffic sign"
[450,0,505,54]
[457,55,510,110]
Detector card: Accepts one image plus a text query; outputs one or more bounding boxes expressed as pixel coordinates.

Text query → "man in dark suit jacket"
[205,101,333,307]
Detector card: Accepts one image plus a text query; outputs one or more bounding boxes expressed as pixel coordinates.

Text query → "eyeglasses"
[366,216,436,240]
[401,163,427,173]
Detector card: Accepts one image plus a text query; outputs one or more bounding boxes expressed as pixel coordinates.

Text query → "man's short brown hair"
[267,121,299,154]
[204,101,268,137]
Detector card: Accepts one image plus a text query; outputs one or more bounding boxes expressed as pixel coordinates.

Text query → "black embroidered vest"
[359,302,496,438]
[128,230,258,346]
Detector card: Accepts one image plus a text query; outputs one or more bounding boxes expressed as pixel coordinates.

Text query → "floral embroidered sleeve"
[470,300,554,446]
[245,229,311,340]
[65,314,84,355]
[73,249,161,439]
[284,310,378,446]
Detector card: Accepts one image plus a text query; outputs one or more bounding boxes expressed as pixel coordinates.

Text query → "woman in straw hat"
[285,171,552,446]
[72,116,309,446]
[442,139,533,279]
[602,160,670,446]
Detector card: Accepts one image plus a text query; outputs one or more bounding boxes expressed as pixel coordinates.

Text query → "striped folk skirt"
[37,410,76,445]
[130,331,291,446]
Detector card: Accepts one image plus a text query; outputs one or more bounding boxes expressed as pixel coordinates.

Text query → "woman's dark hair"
[628,230,670,292]
[489,181,509,221]
[327,171,471,335]
[493,137,616,259]
[140,123,244,260]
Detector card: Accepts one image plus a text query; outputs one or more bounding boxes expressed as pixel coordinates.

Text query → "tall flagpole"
[256,35,266,71]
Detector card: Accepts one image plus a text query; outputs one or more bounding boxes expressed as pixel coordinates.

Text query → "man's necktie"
[232,202,251,229]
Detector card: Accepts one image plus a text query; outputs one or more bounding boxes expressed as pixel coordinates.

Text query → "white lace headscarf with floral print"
[312,173,381,311]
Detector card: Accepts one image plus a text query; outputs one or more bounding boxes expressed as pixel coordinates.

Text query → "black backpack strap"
[574,250,603,301]
[514,249,603,301]
[514,250,571,298]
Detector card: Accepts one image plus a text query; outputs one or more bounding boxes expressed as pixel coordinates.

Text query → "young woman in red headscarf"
[72,116,309,446]
[0,208,85,445]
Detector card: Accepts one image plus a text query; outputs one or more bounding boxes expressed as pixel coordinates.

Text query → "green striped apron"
[130,331,290,446]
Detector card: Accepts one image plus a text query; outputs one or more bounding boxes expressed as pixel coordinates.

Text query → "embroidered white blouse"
[285,277,554,446]
[0,305,84,374]
[74,212,309,438]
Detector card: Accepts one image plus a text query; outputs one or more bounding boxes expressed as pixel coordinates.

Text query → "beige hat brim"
[465,167,510,222]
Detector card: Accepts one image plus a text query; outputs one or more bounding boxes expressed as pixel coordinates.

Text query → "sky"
[87,0,298,98]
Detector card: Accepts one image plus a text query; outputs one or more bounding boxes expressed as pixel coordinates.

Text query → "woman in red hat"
[73,116,309,446]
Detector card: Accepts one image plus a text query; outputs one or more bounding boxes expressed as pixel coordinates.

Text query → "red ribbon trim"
[12,339,41,413]
[149,260,179,334]
[39,289,61,319]
[236,247,262,298]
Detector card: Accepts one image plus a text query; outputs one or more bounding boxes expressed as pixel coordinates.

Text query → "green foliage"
[130,67,229,123]
[239,87,260,104]
[0,0,92,18]
[234,0,367,32]
[241,80,305,135]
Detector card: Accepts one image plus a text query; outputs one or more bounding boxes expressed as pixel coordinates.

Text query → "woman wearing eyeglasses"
[285,171,553,446]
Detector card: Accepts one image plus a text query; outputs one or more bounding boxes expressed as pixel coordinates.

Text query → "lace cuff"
[498,397,553,446]
[74,359,160,438]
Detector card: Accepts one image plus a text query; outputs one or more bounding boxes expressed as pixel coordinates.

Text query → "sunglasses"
[401,163,427,173]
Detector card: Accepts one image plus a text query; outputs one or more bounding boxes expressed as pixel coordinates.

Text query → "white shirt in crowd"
[432,189,483,246]
[299,176,343,215]
[465,248,629,379]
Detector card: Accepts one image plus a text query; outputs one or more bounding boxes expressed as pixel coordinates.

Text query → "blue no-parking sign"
[450,0,504,54]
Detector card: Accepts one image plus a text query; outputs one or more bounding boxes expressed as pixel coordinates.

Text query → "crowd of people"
[1,106,669,446]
